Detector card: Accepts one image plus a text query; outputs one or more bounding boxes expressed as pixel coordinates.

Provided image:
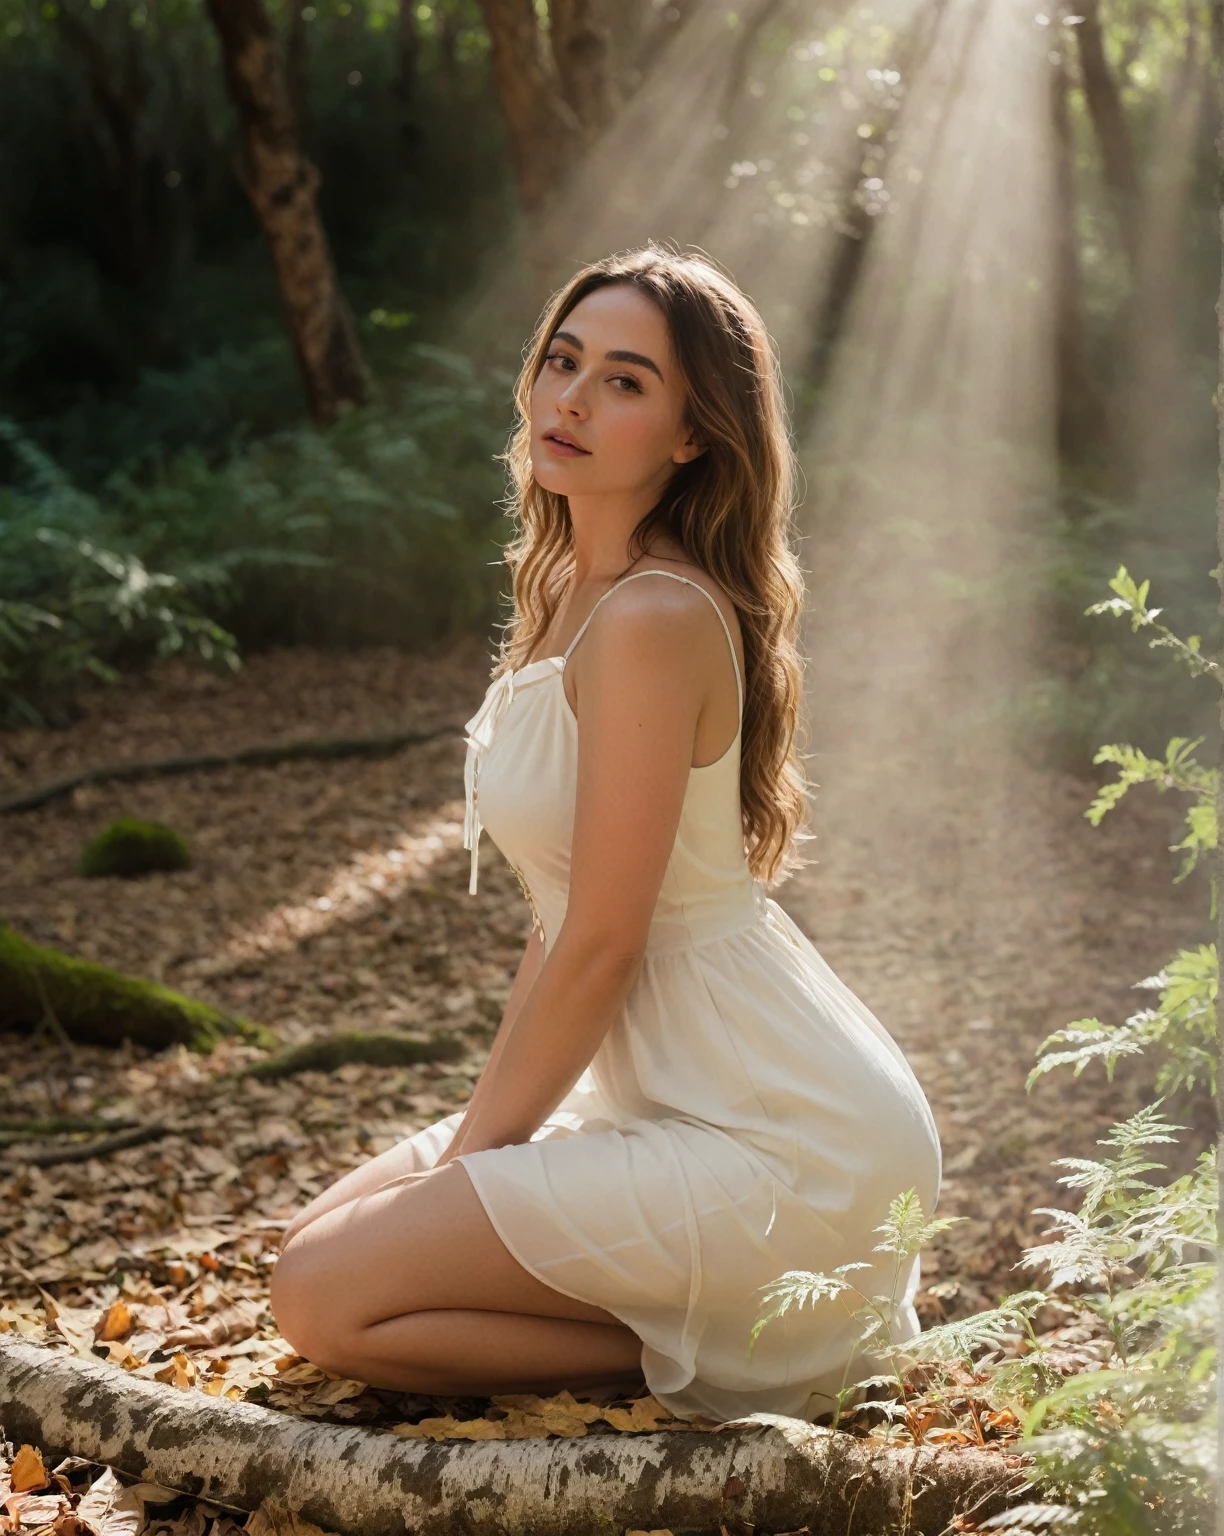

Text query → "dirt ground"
[0,638,1208,1472]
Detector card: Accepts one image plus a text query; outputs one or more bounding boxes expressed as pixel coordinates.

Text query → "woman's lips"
[542,434,591,457]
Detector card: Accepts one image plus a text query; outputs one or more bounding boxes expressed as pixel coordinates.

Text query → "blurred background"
[0,0,1216,763]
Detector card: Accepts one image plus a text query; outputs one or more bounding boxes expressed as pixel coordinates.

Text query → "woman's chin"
[529,457,582,496]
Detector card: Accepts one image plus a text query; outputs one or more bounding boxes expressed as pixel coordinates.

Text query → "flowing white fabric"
[406,572,942,1422]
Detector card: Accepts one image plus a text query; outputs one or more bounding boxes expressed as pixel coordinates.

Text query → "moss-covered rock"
[0,924,277,1053]
[79,818,192,879]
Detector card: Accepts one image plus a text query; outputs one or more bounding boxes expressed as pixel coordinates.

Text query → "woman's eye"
[545,352,576,370]
[611,375,642,393]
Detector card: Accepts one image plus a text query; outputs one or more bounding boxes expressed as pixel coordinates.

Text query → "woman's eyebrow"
[607,349,664,382]
[551,331,664,383]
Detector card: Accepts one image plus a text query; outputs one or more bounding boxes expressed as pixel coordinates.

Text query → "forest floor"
[0,638,1208,1525]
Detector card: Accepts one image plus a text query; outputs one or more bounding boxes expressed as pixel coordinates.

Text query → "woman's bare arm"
[440,582,716,1155]
[431,921,546,1167]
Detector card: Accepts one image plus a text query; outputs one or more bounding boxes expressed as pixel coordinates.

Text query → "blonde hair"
[494,243,811,887]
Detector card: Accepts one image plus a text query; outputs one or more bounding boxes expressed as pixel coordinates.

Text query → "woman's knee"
[269,1234,347,1366]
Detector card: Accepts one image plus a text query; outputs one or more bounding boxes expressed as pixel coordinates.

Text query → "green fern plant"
[748,1189,964,1433]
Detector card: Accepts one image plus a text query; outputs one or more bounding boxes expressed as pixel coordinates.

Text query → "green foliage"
[1021,499,1221,768]
[0,417,242,723]
[0,342,513,721]
[998,573,1218,1532]
[79,817,193,879]
[751,566,1218,1528]
[748,1188,965,1429]
[1028,948,1217,1098]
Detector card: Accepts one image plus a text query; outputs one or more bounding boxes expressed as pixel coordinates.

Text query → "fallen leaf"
[246,1496,340,1536]
[98,1340,145,1371]
[490,1390,603,1424]
[49,1512,95,1536]
[9,1449,49,1495]
[391,1417,507,1442]
[4,1492,71,1531]
[163,1306,258,1352]
[601,1396,674,1433]
[75,1471,142,1536]
[95,1302,132,1343]
[153,1355,195,1391]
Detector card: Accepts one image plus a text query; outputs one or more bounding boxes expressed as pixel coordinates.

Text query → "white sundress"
[404,569,942,1424]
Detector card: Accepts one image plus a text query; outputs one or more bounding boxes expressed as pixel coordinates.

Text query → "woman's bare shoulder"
[620,555,738,628]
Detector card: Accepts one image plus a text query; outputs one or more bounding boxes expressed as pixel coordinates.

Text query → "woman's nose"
[557,376,589,416]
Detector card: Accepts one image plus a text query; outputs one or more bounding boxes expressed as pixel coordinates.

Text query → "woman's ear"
[672,429,706,466]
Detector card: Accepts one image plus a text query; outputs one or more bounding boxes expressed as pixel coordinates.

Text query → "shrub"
[0,342,515,723]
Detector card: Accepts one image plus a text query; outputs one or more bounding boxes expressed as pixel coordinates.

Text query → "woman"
[271,245,942,1424]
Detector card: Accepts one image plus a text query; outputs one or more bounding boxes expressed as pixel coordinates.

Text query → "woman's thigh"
[271,1162,624,1343]
[279,1134,433,1249]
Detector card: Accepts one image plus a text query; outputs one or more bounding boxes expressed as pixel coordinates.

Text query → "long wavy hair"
[493,243,811,887]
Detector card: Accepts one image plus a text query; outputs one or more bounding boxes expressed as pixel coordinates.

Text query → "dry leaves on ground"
[0,640,1207,1509]
[0,1448,330,1536]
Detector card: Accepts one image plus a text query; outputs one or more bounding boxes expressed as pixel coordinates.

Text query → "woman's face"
[529,284,703,503]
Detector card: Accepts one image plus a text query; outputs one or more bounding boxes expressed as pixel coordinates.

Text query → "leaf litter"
[0,640,1207,1521]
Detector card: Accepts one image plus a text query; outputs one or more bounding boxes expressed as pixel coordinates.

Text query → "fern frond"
[871,1187,962,1258]
[900,1291,1046,1366]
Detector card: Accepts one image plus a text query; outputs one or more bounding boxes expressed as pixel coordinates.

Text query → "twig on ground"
[0,725,463,814]
[6,1123,176,1168]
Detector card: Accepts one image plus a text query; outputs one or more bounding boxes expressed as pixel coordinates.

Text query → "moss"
[79,818,192,879]
[245,1029,465,1080]
[0,923,277,1053]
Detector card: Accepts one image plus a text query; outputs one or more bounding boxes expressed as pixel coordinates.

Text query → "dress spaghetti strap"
[562,570,743,720]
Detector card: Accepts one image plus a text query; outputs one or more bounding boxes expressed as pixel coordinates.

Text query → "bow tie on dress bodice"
[462,668,517,895]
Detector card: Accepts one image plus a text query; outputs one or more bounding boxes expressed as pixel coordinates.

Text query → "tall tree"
[477,0,577,208]
[1051,54,1105,458]
[204,0,368,423]
[549,0,619,145]
[284,2,312,143]
[1074,0,1140,268]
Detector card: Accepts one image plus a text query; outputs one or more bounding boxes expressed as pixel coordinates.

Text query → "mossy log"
[0,925,276,1053]
[0,1337,1029,1536]
[243,1030,465,1080]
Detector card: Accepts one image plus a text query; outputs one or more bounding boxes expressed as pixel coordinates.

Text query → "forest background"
[0,0,1217,752]
[0,0,1221,1530]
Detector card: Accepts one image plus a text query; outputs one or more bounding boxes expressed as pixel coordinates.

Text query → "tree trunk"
[476,0,577,208]
[1074,0,1140,268]
[203,0,367,423]
[1051,53,1106,459]
[548,0,619,145]
[0,1338,1028,1536]
[284,1,312,146]
[0,924,274,1053]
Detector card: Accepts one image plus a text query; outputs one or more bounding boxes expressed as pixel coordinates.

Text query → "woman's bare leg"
[270,1162,649,1396]
[279,1116,462,1250]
